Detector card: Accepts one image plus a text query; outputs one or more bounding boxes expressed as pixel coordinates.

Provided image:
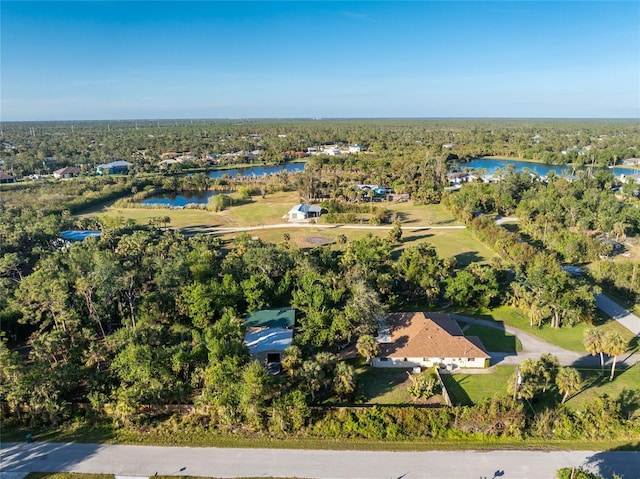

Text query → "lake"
[459,158,640,178]
[207,162,305,179]
[142,190,228,207]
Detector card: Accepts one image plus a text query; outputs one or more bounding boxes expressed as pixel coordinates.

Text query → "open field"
[78,191,461,228]
[77,193,497,266]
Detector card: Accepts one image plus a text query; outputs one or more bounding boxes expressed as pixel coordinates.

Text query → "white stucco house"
[287,203,322,222]
[372,312,490,370]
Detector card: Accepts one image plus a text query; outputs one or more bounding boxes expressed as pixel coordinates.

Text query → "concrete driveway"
[452,315,640,368]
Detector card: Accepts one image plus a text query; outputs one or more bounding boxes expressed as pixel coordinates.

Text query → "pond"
[141,190,228,207]
[459,158,640,178]
[207,162,305,179]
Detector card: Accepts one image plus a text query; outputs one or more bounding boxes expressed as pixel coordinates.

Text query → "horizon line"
[2,116,639,124]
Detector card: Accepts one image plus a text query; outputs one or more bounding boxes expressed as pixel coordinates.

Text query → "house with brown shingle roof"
[373,312,490,370]
[53,166,81,179]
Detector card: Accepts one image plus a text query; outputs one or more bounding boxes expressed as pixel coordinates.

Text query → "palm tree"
[583,328,605,375]
[603,331,628,381]
[356,334,379,365]
[333,361,356,401]
[555,367,582,404]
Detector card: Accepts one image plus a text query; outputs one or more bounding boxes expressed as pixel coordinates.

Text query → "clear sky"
[1,1,639,120]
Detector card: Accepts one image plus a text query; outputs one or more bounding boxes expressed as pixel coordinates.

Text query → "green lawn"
[357,366,415,404]
[441,365,516,406]
[461,305,638,353]
[565,364,640,415]
[440,363,640,417]
[458,323,522,353]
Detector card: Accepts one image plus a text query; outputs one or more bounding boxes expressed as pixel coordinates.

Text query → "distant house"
[622,158,640,166]
[53,166,81,179]
[244,308,295,365]
[442,143,457,148]
[0,172,16,184]
[373,312,490,370]
[287,203,322,222]
[447,172,471,185]
[349,144,362,153]
[59,230,102,242]
[96,160,132,175]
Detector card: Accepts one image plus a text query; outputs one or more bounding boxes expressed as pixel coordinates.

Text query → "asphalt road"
[2,442,639,479]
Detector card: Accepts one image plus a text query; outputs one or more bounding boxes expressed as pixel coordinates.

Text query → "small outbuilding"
[244,308,296,366]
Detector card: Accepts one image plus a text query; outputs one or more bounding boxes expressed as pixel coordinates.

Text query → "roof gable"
[377,312,489,359]
[244,328,293,354]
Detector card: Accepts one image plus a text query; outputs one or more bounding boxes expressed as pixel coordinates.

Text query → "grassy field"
[79,193,498,266]
[441,363,640,416]
[566,364,640,414]
[79,191,461,229]
[459,306,638,353]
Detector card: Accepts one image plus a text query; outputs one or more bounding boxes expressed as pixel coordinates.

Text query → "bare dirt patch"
[304,236,333,246]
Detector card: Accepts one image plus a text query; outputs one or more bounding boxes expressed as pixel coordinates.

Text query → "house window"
[380,357,389,362]
[468,358,475,362]
[403,358,407,362]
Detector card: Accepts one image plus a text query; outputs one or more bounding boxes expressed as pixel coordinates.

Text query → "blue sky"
[1,1,639,120]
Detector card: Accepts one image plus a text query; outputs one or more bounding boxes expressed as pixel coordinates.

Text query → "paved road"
[595,293,640,336]
[2,442,639,479]
[180,222,466,236]
[452,315,640,368]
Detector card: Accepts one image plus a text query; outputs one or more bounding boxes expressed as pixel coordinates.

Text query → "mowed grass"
[213,227,496,268]
[462,306,638,353]
[441,365,516,406]
[78,205,220,228]
[565,364,640,415]
[81,192,461,228]
[441,364,640,416]
[357,366,416,404]
[458,324,522,353]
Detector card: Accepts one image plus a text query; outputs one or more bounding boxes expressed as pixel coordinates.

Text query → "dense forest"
[1,119,639,443]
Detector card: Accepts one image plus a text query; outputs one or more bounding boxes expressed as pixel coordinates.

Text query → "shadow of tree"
[584,446,640,479]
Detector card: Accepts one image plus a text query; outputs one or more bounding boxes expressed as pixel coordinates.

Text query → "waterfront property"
[459,157,640,179]
[373,312,490,370]
[141,190,229,207]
